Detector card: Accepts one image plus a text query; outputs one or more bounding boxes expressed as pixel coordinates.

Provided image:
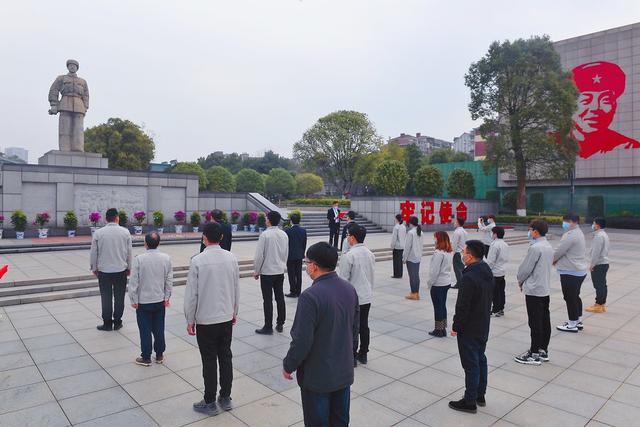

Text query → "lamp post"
[568,166,576,213]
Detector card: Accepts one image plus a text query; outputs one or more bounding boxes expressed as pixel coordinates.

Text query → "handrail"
[247,193,288,218]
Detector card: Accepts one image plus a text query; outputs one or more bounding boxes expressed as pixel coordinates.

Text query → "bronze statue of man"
[48,59,90,152]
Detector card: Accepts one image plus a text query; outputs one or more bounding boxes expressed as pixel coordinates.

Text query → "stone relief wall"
[74,185,147,225]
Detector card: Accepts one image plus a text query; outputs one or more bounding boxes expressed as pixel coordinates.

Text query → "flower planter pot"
[38,228,49,239]
[67,230,76,238]
[134,226,143,235]
[231,224,238,232]
[249,224,256,232]
[91,226,98,236]
[16,231,25,240]
[192,226,199,233]
[243,226,249,232]
[175,225,183,234]
[258,227,265,233]
[157,228,164,235]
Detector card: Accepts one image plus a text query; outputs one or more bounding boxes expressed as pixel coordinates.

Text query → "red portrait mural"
[571,61,640,158]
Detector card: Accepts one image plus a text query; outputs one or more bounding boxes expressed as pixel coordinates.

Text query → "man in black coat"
[200,209,232,253]
[285,212,307,298]
[327,201,341,248]
[450,239,494,414]
[283,242,359,426]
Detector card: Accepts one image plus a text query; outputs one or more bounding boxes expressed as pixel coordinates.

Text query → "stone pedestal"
[38,150,108,169]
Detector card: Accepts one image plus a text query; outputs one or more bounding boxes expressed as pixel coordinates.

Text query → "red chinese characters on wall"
[399,200,415,224]
[400,200,467,225]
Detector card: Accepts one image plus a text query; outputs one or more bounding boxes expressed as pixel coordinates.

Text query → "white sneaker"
[556,322,579,333]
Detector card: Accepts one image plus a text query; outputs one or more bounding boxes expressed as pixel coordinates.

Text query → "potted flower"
[64,211,78,237]
[249,211,258,232]
[174,210,186,234]
[35,212,51,238]
[133,210,145,235]
[89,211,101,236]
[118,209,128,228]
[0,215,4,239]
[190,211,201,233]
[203,210,213,224]
[257,212,266,233]
[152,210,164,234]
[241,212,251,231]
[10,210,27,240]
[231,210,240,232]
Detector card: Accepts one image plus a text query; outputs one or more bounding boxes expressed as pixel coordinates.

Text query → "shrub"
[206,166,236,192]
[485,190,500,202]
[63,211,78,231]
[0,215,4,228]
[174,210,186,223]
[242,212,251,226]
[89,211,101,227]
[257,213,267,228]
[152,210,164,227]
[587,195,604,220]
[495,215,563,225]
[447,168,475,198]
[502,191,517,212]
[133,210,146,225]
[249,211,258,224]
[295,173,324,196]
[118,209,128,227]
[231,210,241,224]
[372,160,409,196]
[606,216,640,229]
[288,198,350,206]
[219,210,229,224]
[190,211,201,227]
[10,210,27,231]
[414,165,444,196]
[34,212,51,227]
[530,193,544,213]
[236,168,265,193]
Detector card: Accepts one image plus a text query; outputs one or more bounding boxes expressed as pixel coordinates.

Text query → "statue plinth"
[38,150,108,169]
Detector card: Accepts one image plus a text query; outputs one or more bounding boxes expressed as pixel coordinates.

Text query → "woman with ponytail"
[428,231,453,337]
[403,216,424,300]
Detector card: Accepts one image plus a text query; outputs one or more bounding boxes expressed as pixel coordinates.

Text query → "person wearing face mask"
[477,215,496,258]
[553,213,588,333]
[451,217,468,289]
[585,217,610,314]
[390,214,407,279]
[339,225,375,365]
[487,227,509,317]
[514,220,554,366]
[427,231,454,337]
[282,242,359,427]
[403,216,424,300]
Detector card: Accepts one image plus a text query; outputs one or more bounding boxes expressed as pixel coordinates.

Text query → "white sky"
[1,1,639,163]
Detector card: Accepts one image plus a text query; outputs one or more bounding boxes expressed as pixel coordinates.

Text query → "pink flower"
[174,210,186,222]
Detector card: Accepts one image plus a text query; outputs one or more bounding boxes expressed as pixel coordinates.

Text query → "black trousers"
[591,264,609,305]
[329,223,340,248]
[392,249,403,278]
[483,244,490,258]
[457,334,488,403]
[196,321,233,403]
[492,276,506,313]
[287,260,303,296]
[261,274,286,328]
[354,303,371,356]
[525,295,550,353]
[452,252,464,286]
[560,274,586,321]
[98,271,127,326]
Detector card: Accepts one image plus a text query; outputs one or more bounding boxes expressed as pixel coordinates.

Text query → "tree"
[354,143,405,187]
[404,143,424,194]
[206,166,236,192]
[465,35,578,215]
[265,168,296,199]
[235,168,265,193]
[172,162,208,190]
[295,173,324,196]
[85,118,155,170]
[414,165,444,196]
[447,168,475,198]
[294,110,382,194]
[372,160,409,196]
[426,148,473,164]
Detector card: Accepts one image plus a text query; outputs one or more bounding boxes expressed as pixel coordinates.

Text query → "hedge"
[495,215,563,225]
[288,198,351,206]
[605,216,640,229]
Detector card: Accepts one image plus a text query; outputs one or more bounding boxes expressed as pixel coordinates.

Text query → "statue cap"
[66,59,79,68]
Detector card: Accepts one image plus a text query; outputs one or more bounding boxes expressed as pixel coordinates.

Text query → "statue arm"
[82,80,89,110]
[48,76,62,106]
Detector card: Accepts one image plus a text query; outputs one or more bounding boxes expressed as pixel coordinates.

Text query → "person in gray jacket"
[554,213,588,333]
[586,217,610,314]
[428,231,454,337]
[129,232,173,366]
[451,217,468,288]
[403,216,424,300]
[390,214,407,279]
[487,227,509,317]
[514,220,554,366]
[185,223,240,416]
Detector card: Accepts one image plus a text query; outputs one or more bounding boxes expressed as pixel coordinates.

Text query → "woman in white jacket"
[428,231,453,337]
[403,216,424,300]
[390,214,407,279]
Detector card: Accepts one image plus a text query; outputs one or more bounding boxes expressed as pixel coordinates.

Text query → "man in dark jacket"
[450,239,494,414]
[327,201,341,248]
[283,242,359,427]
[200,210,232,253]
[285,212,307,298]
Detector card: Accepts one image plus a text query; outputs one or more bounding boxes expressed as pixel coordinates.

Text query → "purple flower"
[204,210,213,223]
[133,211,146,225]
[35,212,51,227]
[89,211,101,226]
[249,211,258,222]
[174,210,186,222]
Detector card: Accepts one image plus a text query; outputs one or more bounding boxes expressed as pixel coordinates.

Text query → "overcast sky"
[1,1,639,163]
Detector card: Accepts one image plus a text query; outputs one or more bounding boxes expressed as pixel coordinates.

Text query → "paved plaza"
[1,229,640,426]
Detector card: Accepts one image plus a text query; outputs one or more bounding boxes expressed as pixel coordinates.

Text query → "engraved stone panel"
[74,185,147,225]
[22,183,56,224]
[160,187,186,221]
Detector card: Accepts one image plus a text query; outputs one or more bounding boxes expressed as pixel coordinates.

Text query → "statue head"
[66,59,79,73]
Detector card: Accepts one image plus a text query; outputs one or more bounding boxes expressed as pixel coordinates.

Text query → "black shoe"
[276,324,284,333]
[193,399,221,416]
[476,395,486,407]
[448,398,477,414]
[96,324,112,331]
[285,293,299,298]
[217,396,233,411]
[255,327,273,335]
[357,353,368,365]
[113,322,123,331]
[428,330,438,337]
[391,276,402,279]
[353,356,358,367]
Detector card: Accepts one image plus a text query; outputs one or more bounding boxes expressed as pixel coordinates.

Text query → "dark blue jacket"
[452,261,494,338]
[199,222,233,253]
[285,225,307,261]
[283,271,359,393]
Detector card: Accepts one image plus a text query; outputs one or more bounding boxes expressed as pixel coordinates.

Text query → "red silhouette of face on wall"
[571,61,640,158]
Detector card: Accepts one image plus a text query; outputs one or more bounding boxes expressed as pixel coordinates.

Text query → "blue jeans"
[136,302,166,359]
[430,285,450,321]
[301,386,350,427]
[406,262,420,293]
[457,334,488,403]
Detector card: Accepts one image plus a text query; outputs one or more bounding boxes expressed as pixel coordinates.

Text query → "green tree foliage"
[502,191,517,211]
[295,173,324,196]
[235,168,265,193]
[465,35,578,214]
[198,150,294,174]
[206,166,236,192]
[372,160,409,196]
[294,110,382,194]
[265,168,296,199]
[85,118,155,170]
[414,165,444,197]
[354,143,405,187]
[426,148,472,164]
[447,168,475,198]
[172,162,208,190]
[404,143,423,194]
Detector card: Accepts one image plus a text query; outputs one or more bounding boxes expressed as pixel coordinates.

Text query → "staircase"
[298,212,385,237]
[0,234,531,306]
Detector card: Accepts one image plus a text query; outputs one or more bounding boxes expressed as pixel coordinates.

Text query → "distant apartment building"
[452,131,474,156]
[389,133,452,155]
[473,131,487,160]
[4,147,28,163]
